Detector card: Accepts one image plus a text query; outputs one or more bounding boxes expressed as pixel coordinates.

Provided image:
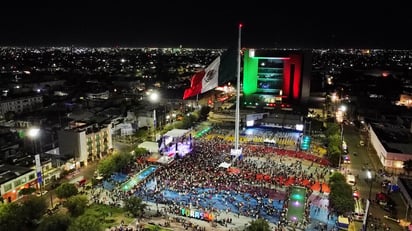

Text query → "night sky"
[1,2,412,49]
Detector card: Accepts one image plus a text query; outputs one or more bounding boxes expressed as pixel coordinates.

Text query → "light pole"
[338,123,344,170]
[367,170,373,201]
[28,127,40,154]
[149,91,159,141]
[28,127,43,196]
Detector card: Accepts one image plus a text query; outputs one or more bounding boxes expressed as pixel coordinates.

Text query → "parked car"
[381,179,391,188]
[359,140,365,146]
[35,190,48,197]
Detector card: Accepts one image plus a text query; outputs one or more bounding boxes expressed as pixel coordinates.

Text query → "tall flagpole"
[234,23,242,152]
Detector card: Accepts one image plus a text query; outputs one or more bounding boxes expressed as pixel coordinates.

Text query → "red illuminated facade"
[243,49,311,108]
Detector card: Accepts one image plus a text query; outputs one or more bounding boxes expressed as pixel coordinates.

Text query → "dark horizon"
[2,3,412,49]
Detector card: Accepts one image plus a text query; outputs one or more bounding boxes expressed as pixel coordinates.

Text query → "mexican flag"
[183,48,237,100]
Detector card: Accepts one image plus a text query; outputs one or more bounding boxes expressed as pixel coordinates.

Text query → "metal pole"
[153,109,156,141]
[368,172,373,201]
[50,191,53,208]
[338,124,343,170]
[234,23,242,152]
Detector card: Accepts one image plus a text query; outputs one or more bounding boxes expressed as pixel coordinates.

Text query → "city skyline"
[1,2,412,49]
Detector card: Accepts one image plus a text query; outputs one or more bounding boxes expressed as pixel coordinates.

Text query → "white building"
[368,123,412,171]
[58,121,113,166]
[0,95,43,118]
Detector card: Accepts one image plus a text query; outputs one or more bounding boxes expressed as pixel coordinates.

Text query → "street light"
[338,123,344,170]
[149,92,159,141]
[28,127,43,196]
[367,170,373,201]
[28,127,40,154]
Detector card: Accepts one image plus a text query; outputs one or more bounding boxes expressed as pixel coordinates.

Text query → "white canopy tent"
[156,156,175,165]
[218,162,231,169]
[163,129,190,138]
[138,141,159,153]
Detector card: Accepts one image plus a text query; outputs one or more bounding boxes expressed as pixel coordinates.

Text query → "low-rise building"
[58,121,113,166]
[0,95,43,119]
[0,164,37,203]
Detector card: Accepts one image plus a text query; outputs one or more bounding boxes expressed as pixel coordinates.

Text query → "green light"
[243,49,258,96]
[300,135,311,151]
[291,193,304,201]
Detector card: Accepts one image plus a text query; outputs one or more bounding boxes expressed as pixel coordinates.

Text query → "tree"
[329,172,355,215]
[97,157,116,177]
[19,187,36,197]
[68,214,102,231]
[325,122,340,136]
[36,213,72,231]
[329,172,346,184]
[112,152,133,173]
[124,197,147,218]
[55,183,78,200]
[246,218,270,231]
[328,146,342,167]
[0,202,24,231]
[20,195,48,224]
[64,195,88,217]
[326,132,342,167]
[198,105,211,121]
[133,147,149,157]
[403,159,412,175]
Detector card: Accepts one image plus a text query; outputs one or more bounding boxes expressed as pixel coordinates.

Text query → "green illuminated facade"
[242,49,311,108]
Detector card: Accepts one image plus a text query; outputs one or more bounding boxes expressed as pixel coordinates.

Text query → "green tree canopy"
[329,172,346,184]
[325,122,340,137]
[20,195,48,223]
[246,218,271,231]
[124,197,147,218]
[0,202,24,231]
[198,105,211,120]
[97,156,116,177]
[68,214,102,231]
[329,178,355,215]
[64,195,89,217]
[328,146,342,167]
[55,183,78,199]
[36,213,72,231]
[112,152,134,173]
[19,187,36,196]
[133,147,149,157]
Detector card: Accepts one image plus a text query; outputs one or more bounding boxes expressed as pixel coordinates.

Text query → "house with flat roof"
[0,164,37,203]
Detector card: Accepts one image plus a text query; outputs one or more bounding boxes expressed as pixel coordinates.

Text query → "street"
[342,124,406,231]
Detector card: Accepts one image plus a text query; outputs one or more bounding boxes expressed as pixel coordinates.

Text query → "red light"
[239,23,243,28]
[353,191,359,198]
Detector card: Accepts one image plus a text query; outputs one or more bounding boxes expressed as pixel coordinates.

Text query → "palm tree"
[246,218,270,231]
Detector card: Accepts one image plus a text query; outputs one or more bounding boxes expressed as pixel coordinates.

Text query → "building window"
[4,183,12,192]
[14,179,23,187]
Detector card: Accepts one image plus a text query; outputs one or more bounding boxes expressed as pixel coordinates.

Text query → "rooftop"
[0,164,34,185]
[371,122,412,154]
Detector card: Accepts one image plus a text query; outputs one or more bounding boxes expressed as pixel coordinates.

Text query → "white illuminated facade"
[0,95,43,118]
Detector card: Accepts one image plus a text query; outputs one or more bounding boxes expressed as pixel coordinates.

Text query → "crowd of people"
[92,127,337,230]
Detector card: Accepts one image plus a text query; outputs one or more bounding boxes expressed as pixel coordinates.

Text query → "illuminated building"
[242,49,312,109]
